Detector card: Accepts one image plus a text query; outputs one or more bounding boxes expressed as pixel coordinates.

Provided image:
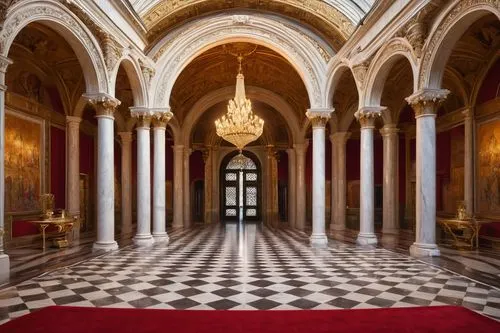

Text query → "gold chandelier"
[215,55,264,152]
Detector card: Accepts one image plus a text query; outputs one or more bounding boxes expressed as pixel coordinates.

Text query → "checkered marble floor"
[1,223,500,324]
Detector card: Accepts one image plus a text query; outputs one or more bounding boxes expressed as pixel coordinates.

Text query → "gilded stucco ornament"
[352,60,371,90]
[138,58,155,85]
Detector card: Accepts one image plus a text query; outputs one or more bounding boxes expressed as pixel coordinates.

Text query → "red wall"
[278,151,288,182]
[166,136,173,181]
[477,58,500,105]
[50,126,66,209]
[190,150,204,181]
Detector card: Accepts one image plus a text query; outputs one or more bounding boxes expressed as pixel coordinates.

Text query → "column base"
[133,234,155,247]
[152,233,169,245]
[310,234,328,248]
[356,233,378,246]
[0,254,10,282]
[172,222,183,229]
[93,241,118,252]
[410,242,440,257]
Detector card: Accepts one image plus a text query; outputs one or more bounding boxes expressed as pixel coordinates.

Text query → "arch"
[324,61,359,109]
[149,13,329,109]
[363,38,418,107]
[109,56,147,107]
[470,53,500,106]
[419,0,500,90]
[181,86,302,146]
[0,0,108,93]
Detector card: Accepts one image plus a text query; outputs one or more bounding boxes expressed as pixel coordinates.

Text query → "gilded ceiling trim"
[142,0,354,51]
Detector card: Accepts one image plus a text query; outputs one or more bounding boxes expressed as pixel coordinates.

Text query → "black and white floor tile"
[1,223,499,324]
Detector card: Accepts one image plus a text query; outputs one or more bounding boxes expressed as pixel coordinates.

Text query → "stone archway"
[148,13,330,110]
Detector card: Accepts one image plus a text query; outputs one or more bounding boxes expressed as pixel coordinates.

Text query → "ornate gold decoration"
[355,106,384,128]
[352,61,371,90]
[306,109,333,128]
[62,0,123,71]
[40,193,55,220]
[86,94,121,117]
[152,110,174,128]
[142,0,353,49]
[215,54,264,152]
[138,58,155,85]
[405,89,449,117]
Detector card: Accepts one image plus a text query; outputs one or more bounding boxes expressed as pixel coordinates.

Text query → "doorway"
[220,151,261,222]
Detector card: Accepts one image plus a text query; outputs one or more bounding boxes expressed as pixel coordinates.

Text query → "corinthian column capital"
[405,89,449,118]
[306,108,334,128]
[355,106,384,129]
[84,93,121,118]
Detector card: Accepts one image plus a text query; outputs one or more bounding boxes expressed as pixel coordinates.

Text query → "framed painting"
[477,117,500,217]
[4,110,44,214]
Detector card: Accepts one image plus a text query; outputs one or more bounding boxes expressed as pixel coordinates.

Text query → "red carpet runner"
[1,305,498,333]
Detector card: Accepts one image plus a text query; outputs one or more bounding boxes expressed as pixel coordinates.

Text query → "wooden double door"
[221,153,261,222]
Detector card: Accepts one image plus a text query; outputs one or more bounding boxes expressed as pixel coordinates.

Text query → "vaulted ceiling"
[129,0,375,52]
[170,42,309,125]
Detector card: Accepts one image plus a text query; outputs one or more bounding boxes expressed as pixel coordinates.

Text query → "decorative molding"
[62,0,123,72]
[231,15,251,25]
[85,93,120,118]
[352,60,371,90]
[419,0,499,88]
[0,1,107,91]
[405,88,450,117]
[152,15,326,108]
[394,1,444,58]
[138,58,155,85]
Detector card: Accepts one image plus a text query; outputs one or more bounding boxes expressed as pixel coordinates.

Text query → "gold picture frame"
[4,110,44,215]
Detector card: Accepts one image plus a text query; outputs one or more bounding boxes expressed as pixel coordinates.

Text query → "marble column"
[173,145,184,228]
[66,116,81,217]
[152,111,173,244]
[118,132,133,236]
[404,133,412,221]
[355,107,382,246]
[0,56,12,279]
[203,147,212,224]
[463,108,474,216]
[294,141,308,231]
[380,124,399,234]
[306,109,333,248]
[211,147,219,223]
[406,89,449,257]
[330,132,351,233]
[286,148,296,228]
[183,148,192,228]
[86,94,120,251]
[133,113,154,247]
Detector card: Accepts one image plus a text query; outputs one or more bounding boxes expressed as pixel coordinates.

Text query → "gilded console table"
[29,217,75,250]
[437,217,493,249]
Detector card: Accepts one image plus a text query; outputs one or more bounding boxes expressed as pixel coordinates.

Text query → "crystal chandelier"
[215,55,264,154]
